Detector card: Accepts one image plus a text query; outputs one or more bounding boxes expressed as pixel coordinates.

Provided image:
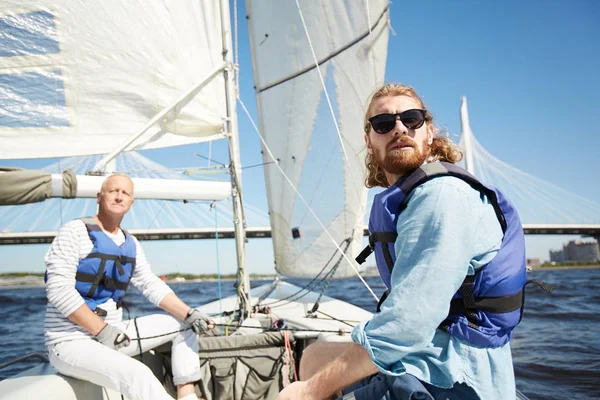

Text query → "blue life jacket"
[73,217,137,312]
[356,162,533,348]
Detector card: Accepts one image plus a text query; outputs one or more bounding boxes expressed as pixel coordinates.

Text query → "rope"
[313,310,355,328]
[207,141,212,168]
[283,330,298,384]
[238,99,378,302]
[128,323,352,342]
[258,238,349,308]
[233,0,240,97]
[133,317,143,359]
[242,161,277,170]
[212,202,223,320]
[195,152,227,167]
[310,238,352,311]
[130,328,187,341]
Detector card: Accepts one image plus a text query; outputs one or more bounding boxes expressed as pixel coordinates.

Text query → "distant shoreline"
[0,273,276,289]
[529,264,600,271]
[1,266,598,289]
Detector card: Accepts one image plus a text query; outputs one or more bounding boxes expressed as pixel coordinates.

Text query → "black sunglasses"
[368,109,428,134]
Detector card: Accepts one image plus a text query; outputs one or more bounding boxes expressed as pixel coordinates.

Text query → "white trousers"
[47,313,200,400]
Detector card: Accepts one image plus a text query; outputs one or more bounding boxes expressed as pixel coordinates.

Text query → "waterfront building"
[549,240,600,263]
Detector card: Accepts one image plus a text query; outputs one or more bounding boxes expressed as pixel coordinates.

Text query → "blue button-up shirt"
[352,176,515,400]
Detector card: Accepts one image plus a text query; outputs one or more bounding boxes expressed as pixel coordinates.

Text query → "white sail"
[0,1,228,159]
[247,0,389,277]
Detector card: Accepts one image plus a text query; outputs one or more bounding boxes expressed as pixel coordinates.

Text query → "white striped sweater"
[44,219,173,346]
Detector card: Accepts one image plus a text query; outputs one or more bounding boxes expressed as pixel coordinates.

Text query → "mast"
[460,96,475,176]
[220,0,250,314]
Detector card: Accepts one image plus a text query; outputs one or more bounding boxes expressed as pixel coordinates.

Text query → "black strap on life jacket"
[396,163,507,233]
[75,254,137,297]
[355,232,398,272]
[438,277,553,331]
[376,289,389,313]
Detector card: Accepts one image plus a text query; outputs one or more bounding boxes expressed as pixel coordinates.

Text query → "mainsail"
[0,1,229,159]
[247,0,390,278]
[1,0,250,302]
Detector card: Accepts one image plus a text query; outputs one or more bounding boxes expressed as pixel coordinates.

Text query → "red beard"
[376,137,430,177]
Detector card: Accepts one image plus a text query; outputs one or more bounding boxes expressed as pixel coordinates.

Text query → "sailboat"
[0,0,388,398]
[0,1,534,399]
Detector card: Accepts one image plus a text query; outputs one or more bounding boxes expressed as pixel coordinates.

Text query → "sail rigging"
[247,0,390,278]
[0,2,392,397]
[0,0,250,302]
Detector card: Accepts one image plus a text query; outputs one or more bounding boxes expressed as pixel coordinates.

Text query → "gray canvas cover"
[0,168,76,205]
[161,332,296,400]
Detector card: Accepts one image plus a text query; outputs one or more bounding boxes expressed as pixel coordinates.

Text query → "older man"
[44,173,211,400]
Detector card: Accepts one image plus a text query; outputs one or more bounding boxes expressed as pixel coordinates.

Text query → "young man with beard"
[277,84,526,400]
[44,173,213,400]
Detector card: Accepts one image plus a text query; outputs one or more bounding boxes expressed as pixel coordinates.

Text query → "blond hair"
[364,83,463,188]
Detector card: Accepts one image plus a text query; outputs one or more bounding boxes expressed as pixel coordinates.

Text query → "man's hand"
[184,308,213,334]
[95,323,131,350]
[276,381,320,400]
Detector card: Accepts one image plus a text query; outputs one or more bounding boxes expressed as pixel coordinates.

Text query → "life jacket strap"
[448,290,525,314]
[76,252,136,296]
[94,307,108,317]
[457,275,479,328]
[441,279,553,332]
[525,279,553,293]
[355,232,398,267]
[81,258,108,298]
[518,279,553,322]
[355,245,373,265]
[376,289,389,313]
[396,163,508,233]
[76,271,130,291]
[370,232,398,244]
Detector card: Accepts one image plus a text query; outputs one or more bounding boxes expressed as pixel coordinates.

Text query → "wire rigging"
[238,98,379,302]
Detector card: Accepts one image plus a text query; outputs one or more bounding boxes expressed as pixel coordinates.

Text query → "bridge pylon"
[460,96,475,176]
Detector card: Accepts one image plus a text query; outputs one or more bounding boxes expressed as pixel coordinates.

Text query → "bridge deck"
[1,225,599,245]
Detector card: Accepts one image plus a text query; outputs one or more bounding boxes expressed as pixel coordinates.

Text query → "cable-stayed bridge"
[458,97,600,241]
[1,146,598,245]
[1,98,599,245]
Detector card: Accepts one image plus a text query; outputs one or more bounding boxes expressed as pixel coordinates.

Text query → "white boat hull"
[0,281,372,399]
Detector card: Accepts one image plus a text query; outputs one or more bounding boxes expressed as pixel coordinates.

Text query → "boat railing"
[0,352,48,371]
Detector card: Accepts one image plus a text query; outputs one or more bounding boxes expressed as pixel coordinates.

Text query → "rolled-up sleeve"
[352,178,492,375]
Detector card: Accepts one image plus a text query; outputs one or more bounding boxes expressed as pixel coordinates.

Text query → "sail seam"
[256,6,389,94]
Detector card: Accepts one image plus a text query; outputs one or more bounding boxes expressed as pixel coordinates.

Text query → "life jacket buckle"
[95,307,108,317]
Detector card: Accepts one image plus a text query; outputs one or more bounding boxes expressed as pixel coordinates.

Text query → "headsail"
[247,0,389,277]
[0,1,229,158]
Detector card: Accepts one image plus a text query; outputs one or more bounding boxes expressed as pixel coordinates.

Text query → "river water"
[0,268,598,399]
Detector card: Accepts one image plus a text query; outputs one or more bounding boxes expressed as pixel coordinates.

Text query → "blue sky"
[1,1,599,275]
